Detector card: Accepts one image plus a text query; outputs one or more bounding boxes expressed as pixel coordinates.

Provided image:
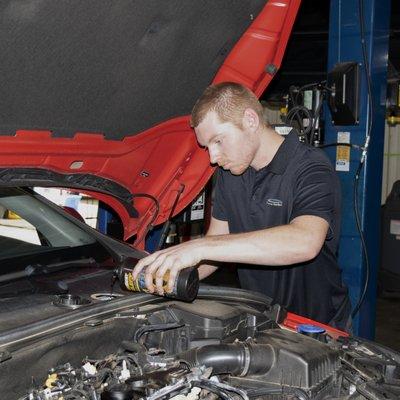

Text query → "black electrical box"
[327,61,360,125]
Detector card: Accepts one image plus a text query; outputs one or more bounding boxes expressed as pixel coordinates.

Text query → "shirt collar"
[258,129,300,175]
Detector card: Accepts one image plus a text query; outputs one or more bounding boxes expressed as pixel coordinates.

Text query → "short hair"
[190,82,266,128]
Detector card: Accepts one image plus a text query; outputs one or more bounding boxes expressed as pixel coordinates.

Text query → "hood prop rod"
[156,183,185,251]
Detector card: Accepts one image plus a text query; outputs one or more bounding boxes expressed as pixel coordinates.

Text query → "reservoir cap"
[297,324,326,334]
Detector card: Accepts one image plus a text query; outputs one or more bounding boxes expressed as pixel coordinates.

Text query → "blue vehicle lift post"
[97,206,113,235]
[325,0,391,338]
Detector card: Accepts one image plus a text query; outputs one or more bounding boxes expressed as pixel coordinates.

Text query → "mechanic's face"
[194,111,258,175]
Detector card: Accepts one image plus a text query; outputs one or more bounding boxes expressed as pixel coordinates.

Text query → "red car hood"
[0,0,300,246]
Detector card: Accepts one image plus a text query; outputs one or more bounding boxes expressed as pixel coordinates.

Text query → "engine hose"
[192,381,233,400]
[133,322,185,342]
[177,342,274,377]
[247,387,309,400]
[198,380,249,400]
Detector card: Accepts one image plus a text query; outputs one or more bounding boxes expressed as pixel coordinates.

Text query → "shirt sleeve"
[212,168,228,221]
[290,161,339,239]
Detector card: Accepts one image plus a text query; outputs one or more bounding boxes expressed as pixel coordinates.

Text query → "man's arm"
[198,215,328,265]
[198,217,229,280]
[133,214,329,295]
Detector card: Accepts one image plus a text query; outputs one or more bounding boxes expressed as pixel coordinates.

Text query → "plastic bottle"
[114,265,199,302]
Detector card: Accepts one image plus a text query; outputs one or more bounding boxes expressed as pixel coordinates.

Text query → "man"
[133,82,351,330]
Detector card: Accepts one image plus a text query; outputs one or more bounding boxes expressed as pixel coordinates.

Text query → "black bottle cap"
[176,267,199,302]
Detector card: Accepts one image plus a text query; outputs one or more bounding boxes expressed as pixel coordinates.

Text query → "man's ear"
[242,108,260,132]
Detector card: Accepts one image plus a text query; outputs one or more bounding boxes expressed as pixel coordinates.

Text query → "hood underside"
[0,0,301,244]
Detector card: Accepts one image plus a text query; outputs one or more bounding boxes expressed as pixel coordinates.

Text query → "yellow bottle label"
[123,270,174,294]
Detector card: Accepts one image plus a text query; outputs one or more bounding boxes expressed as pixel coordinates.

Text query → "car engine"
[9,294,400,400]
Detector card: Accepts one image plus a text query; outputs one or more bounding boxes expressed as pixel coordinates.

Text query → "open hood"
[0,0,300,245]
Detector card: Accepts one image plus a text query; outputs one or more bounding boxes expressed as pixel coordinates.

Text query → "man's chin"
[229,166,246,176]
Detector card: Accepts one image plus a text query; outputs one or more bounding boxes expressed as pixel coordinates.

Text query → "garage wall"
[263,106,400,204]
[382,123,400,203]
[263,105,283,125]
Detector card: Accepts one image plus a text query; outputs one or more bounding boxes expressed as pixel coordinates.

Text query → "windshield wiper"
[0,245,72,261]
[0,257,98,284]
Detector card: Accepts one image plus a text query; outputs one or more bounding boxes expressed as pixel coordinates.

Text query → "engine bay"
[5,295,399,400]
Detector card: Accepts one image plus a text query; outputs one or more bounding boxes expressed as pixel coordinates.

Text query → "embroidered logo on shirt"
[266,198,283,207]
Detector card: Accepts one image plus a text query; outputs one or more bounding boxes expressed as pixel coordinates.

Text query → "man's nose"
[208,147,220,164]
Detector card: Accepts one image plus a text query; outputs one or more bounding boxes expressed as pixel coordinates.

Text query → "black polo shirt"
[212,130,351,329]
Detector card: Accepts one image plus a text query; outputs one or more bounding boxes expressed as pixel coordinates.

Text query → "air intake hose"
[177,342,274,376]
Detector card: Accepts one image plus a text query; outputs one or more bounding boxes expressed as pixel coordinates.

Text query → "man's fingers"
[167,268,179,293]
[131,245,197,296]
[144,256,166,293]
[158,258,183,293]
[132,253,158,279]
[155,259,176,295]
[132,259,146,279]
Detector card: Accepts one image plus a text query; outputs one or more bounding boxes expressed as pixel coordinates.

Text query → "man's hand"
[131,215,328,296]
[132,239,206,295]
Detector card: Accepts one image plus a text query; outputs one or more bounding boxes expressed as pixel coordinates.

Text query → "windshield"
[0,187,96,260]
